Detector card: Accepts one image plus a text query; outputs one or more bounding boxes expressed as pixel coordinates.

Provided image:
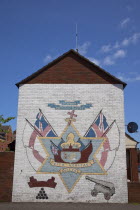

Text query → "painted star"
[37,123,106,192]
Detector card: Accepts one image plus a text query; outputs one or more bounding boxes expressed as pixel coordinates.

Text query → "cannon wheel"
[104,193,111,200]
[91,189,98,197]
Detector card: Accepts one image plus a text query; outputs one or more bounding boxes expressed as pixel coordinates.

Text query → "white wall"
[12,84,128,203]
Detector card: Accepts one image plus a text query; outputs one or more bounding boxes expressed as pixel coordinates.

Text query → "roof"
[0,134,5,141]
[16,49,127,88]
[125,132,139,143]
[0,125,11,132]
[13,130,16,134]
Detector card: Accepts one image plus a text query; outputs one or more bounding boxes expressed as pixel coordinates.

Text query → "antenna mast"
[76,24,78,52]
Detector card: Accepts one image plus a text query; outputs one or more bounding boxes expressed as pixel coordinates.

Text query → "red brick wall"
[26,54,120,85]
[0,152,15,201]
[128,182,140,203]
[6,130,13,143]
[130,149,139,182]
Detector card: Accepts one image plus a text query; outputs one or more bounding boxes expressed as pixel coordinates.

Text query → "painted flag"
[51,143,58,155]
[29,111,57,163]
[34,112,57,137]
[85,112,110,167]
[85,112,109,137]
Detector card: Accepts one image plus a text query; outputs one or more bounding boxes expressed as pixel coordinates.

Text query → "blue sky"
[0,0,140,146]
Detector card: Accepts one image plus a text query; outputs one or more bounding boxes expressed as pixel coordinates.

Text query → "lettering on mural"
[48,100,92,110]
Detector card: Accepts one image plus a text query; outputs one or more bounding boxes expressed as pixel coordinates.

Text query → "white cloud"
[78,41,91,55]
[126,5,133,11]
[116,33,140,47]
[77,42,100,65]
[114,42,120,49]
[43,55,53,63]
[113,49,126,59]
[120,17,130,28]
[99,32,140,66]
[100,41,121,54]
[122,33,140,47]
[135,76,140,81]
[102,50,126,66]
[103,56,115,66]
[121,38,130,46]
[88,57,100,66]
[100,44,112,53]
[43,42,91,64]
[131,33,140,44]
[116,72,140,82]
[43,33,140,67]
[128,71,138,75]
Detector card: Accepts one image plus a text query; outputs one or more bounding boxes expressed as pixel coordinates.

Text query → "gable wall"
[12,83,128,203]
[25,54,120,84]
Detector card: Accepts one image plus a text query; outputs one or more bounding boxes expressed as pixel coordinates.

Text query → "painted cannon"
[85,176,115,200]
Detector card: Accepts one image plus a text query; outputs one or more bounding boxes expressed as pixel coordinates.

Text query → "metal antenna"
[76,23,78,52]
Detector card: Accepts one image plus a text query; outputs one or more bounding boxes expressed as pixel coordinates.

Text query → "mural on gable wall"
[36,188,48,200]
[23,100,120,196]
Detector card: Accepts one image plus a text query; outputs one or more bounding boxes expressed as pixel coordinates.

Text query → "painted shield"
[61,151,81,163]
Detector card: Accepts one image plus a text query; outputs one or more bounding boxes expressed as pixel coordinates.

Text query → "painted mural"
[28,176,57,188]
[36,188,48,200]
[23,100,120,198]
[85,176,115,200]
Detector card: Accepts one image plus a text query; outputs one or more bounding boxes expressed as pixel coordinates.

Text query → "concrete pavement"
[0,203,140,210]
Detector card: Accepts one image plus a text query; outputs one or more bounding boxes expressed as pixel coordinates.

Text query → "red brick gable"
[16,49,126,88]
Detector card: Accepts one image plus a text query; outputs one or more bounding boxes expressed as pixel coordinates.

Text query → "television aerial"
[127,122,138,133]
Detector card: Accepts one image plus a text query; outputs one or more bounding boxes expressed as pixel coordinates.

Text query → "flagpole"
[84,109,103,137]
[101,120,116,137]
[25,118,43,137]
[50,140,59,148]
[39,108,58,137]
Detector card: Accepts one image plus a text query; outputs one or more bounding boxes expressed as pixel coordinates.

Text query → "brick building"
[0,125,15,201]
[125,133,139,182]
[0,125,13,152]
[12,49,128,203]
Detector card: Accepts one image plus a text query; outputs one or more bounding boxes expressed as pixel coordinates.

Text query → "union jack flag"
[85,111,110,167]
[51,144,58,155]
[85,112,109,137]
[29,111,58,163]
[34,112,57,137]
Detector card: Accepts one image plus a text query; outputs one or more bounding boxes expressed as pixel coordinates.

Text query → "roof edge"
[125,132,139,143]
[16,49,127,88]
